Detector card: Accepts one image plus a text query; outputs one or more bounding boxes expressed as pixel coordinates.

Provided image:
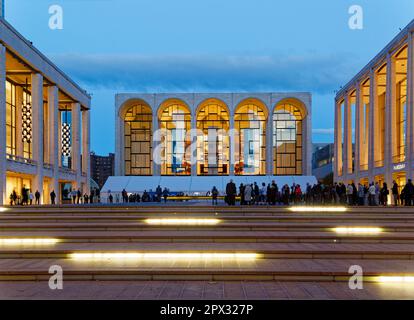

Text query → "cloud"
[312,128,334,135]
[51,53,360,94]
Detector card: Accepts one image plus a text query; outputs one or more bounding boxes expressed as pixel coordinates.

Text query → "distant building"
[312,143,334,181]
[90,152,114,189]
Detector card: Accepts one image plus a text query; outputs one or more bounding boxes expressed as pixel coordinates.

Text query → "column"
[82,110,90,193]
[384,54,395,187]
[152,110,160,176]
[355,82,362,178]
[190,115,197,176]
[368,69,377,183]
[0,44,6,205]
[71,102,81,188]
[305,103,312,176]
[343,93,351,178]
[15,86,23,157]
[229,115,235,176]
[114,105,123,176]
[48,86,59,203]
[31,73,44,203]
[334,99,342,180]
[406,32,414,180]
[266,113,273,175]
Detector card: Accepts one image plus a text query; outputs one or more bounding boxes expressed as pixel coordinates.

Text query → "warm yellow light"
[289,207,347,212]
[332,227,383,234]
[144,218,220,225]
[70,252,258,261]
[0,207,8,212]
[0,238,59,245]
[376,276,414,283]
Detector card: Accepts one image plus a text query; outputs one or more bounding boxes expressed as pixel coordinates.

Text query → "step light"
[70,252,258,261]
[289,207,347,212]
[0,238,59,245]
[376,276,414,283]
[332,227,383,234]
[144,218,220,225]
[0,208,8,212]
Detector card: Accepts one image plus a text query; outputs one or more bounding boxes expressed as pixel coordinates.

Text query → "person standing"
[28,190,34,205]
[226,180,237,206]
[244,184,253,205]
[211,186,219,205]
[380,183,389,206]
[404,179,414,206]
[35,190,41,205]
[392,181,399,206]
[77,189,82,204]
[156,185,162,202]
[239,183,245,205]
[368,183,376,206]
[50,190,56,205]
[162,187,169,203]
[357,184,364,206]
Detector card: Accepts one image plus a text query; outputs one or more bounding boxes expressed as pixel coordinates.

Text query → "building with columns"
[107,93,314,194]
[334,19,414,191]
[0,17,91,204]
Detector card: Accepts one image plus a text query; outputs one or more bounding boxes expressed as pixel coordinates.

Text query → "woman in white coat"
[244,184,253,205]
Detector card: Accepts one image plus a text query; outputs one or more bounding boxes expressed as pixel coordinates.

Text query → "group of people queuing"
[8,187,101,206]
[9,186,41,205]
[223,180,303,206]
[222,179,414,207]
[113,186,171,204]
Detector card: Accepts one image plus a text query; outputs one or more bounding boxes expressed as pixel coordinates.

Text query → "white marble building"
[109,92,313,193]
[0,13,91,204]
[335,19,414,191]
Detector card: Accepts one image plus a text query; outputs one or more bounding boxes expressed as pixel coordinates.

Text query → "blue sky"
[5,0,414,155]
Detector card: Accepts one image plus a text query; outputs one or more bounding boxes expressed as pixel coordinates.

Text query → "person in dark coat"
[50,190,56,205]
[392,181,399,206]
[226,180,237,206]
[404,179,414,206]
[35,190,41,205]
[211,186,219,205]
[239,183,245,205]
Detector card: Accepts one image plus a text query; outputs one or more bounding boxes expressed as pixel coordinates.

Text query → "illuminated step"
[375,276,414,283]
[332,227,383,235]
[0,238,59,245]
[70,252,259,261]
[144,218,220,225]
[289,206,347,212]
[0,208,8,213]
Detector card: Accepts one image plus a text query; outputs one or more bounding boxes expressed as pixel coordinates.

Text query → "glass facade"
[395,46,407,164]
[376,64,387,167]
[196,100,230,176]
[234,102,266,175]
[159,102,191,175]
[124,104,152,175]
[5,80,16,155]
[360,79,370,171]
[273,103,303,175]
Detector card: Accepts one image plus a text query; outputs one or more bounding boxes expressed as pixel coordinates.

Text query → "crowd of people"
[222,179,414,207]
[9,186,102,206]
[8,179,414,207]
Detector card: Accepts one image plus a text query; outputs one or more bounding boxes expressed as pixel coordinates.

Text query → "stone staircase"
[0,205,414,282]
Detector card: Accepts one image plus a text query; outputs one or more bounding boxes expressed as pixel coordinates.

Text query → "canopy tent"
[101,176,318,200]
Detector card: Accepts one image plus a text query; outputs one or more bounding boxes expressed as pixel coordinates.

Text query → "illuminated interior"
[124,103,153,175]
[394,46,407,164]
[234,100,267,175]
[273,102,303,175]
[349,90,356,174]
[159,100,191,176]
[196,99,230,176]
[360,78,370,171]
[375,64,387,168]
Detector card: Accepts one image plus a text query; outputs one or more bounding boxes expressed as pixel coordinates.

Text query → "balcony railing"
[6,154,37,166]
[43,163,54,170]
[59,167,76,175]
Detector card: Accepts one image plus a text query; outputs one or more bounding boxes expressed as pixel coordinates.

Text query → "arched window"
[124,103,152,175]
[196,99,230,176]
[394,46,407,164]
[159,100,191,175]
[273,102,303,175]
[234,100,267,175]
